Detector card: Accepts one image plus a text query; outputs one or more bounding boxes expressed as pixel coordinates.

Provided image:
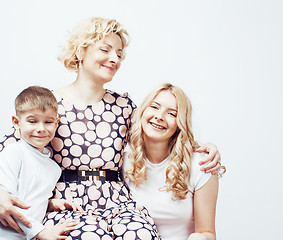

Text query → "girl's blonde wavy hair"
[58,17,129,72]
[126,83,200,200]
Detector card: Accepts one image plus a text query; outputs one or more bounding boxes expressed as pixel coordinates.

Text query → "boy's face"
[12,108,59,153]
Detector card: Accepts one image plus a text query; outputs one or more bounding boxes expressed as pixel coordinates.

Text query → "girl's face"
[141,90,178,145]
[80,33,123,84]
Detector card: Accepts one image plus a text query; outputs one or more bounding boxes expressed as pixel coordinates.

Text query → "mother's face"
[80,33,123,84]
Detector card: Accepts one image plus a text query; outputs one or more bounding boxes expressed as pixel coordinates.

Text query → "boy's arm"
[0,145,31,233]
[0,146,58,239]
[17,215,45,240]
[0,188,31,233]
[35,219,79,240]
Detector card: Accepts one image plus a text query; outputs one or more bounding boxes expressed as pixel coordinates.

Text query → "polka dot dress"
[0,90,160,240]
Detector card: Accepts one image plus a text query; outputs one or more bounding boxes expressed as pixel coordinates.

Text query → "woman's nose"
[109,51,119,63]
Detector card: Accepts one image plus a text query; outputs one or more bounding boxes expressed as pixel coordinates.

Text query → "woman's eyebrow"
[103,42,122,52]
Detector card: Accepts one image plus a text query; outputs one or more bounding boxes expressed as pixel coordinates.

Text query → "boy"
[0,86,78,240]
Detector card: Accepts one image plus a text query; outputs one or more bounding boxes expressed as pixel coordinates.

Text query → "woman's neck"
[144,138,169,164]
[55,74,106,106]
[71,79,105,104]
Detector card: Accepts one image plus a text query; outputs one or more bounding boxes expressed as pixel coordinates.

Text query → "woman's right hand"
[0,188,31,233]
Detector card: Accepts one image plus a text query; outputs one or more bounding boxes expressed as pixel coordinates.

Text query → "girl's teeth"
[151,123,164,129]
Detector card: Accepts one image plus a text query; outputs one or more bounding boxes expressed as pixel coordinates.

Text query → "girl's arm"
[189,175,218,240]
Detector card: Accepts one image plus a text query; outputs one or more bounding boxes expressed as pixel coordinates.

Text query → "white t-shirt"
[0,140,61,240]
[123,152,211,240]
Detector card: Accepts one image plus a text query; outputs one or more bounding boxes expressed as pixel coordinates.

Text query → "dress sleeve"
[0,127,21,152]
[123,93,137,143]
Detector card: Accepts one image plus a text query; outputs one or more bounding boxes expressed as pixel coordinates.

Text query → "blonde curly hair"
[126,83,200,200]
[58,17,129,72]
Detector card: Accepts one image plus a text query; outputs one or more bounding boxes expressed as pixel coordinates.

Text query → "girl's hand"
[196,143,222,175]
[188,233,208,240]
[36,219,79,240]
[48,199,84,213]
[0,188,31,233]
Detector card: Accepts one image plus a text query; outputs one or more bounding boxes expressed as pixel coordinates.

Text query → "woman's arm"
[189,174,218,240]
[196,143,223,175]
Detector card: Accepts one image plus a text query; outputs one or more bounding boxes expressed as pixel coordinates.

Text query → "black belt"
[58,169,120,182]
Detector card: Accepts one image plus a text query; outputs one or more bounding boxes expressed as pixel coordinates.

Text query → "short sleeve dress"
[0,90,160,240]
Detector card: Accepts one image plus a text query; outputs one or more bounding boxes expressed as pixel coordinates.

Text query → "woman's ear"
[75,46,84,61]
[12,116,20,130]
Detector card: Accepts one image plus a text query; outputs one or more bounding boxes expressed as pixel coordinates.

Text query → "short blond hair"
[58,17,129,72]
[15,86,58,116]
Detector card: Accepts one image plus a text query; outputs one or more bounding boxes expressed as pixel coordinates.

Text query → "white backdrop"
[0,1,282,239]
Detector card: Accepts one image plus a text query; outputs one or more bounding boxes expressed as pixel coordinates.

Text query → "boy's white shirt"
[0,140,61,240]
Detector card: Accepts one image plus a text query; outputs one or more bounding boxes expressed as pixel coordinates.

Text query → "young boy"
[0,86,79,240]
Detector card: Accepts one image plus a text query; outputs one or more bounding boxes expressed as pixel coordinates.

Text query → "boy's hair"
[15,86,58,116]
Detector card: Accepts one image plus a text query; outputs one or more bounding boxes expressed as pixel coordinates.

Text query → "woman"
[0,17,221,239]
[124,83,221,240]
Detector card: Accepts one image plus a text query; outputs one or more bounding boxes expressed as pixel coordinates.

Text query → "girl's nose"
[154,111,164,121]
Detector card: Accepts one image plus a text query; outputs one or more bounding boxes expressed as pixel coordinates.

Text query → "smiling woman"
[74,33,122,86]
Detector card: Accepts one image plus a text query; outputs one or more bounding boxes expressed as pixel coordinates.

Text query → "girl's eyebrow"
[152,101,177,112]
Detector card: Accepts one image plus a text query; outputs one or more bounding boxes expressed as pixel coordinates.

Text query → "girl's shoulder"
[189,152,211,191]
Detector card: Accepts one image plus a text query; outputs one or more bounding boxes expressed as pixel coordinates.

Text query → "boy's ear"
[55,117,60,126]
[12,116,20,130]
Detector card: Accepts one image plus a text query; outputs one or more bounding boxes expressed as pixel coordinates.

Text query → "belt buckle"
[78,170,90,181]
[78,169,106,181]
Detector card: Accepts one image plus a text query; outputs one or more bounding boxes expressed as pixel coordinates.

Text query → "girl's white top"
[123,152,211,240]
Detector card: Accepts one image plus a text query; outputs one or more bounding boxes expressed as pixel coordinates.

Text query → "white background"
[0,1,282,239]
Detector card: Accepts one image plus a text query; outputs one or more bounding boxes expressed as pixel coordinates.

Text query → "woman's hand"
[0,188,31,233]
[196,143,222,175]
[35,219,79,240]
[48,199,85,213]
